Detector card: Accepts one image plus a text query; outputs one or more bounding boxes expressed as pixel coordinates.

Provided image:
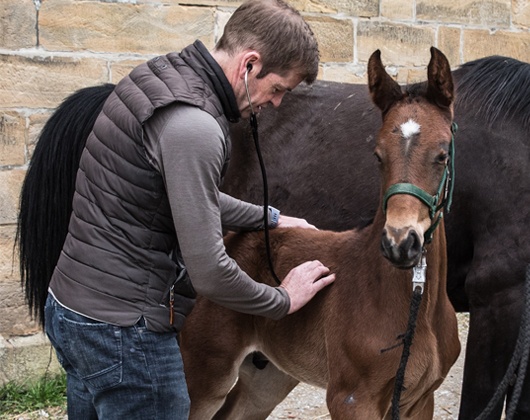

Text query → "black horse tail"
[16,83,115,327]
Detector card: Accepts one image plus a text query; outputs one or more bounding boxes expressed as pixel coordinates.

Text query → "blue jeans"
[45,294,190,419]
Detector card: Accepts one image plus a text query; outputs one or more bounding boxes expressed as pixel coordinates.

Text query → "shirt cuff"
[268,206,280,228]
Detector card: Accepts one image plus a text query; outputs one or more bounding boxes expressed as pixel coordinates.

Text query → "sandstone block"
[513,0,530,28]
[27,112,52,162]
[438,27,463,67]
[111,59,147,84]
[0,54,109,109]
[292,0,379,16]
[215,9,232,43]
[0,226,18,282]
[381,0,414,20]
[416,0,511,27]
[463,29,530,62]
[357,22,435,66]
[321,64,369,84]
[0,333,61,385]
[0,112,26,167]
[0,168,25,225]
[400,68,430,85]
[305,16,354,63]
[39,2,216,54]
[165,0,240,5]
[0,281,39,337]
[0,0,36,49]
[0,209,37,339]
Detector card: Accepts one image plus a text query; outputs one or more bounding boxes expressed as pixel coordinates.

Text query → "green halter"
[382,122,457,243]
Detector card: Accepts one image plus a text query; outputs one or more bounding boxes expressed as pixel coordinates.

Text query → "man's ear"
[240,51,261,79]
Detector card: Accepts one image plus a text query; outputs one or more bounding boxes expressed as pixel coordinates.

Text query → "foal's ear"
[426,47,454,109]
[368,49,403,114]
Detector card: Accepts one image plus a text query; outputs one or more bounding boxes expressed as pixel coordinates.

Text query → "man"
[44,0,335,418]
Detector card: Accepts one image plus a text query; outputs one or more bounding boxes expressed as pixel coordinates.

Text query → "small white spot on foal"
[344,393,355,404]
[400,119,421,139]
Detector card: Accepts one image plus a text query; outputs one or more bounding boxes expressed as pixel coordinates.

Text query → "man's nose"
[271,93,285,108]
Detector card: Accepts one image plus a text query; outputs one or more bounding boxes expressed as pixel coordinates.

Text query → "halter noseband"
[382,122,457,243]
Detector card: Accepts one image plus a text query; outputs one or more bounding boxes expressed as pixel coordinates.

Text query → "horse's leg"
[460,304,530,419]
[381,397,434,420]
[183,346,245,419]
[326,390,386,420]
[506,268,530,419]
[405,394,434,420]
[212,353,299,420]
[459,263,528,419]
[180,304,253,420]
[326,374,389,420]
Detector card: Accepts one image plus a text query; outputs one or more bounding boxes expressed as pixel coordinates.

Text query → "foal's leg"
[327,392,387,419]
[400,393,435,420]
[326,380,389,420]
[183,345,246,419]
[213,353,299,420]
[180,303,253,419]
[412,395,434,420]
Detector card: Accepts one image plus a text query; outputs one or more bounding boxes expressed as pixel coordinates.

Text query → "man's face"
[239,70,303,119]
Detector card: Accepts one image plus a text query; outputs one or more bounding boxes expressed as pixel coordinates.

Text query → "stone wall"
[0,0,529,382]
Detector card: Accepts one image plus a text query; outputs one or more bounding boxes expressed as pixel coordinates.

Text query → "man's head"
[212,0,319,118]
[215,0,319,84]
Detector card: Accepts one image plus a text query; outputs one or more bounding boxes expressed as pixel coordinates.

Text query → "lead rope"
[474,264,530,420]
[249,112,282,285]
[391,253,426,420]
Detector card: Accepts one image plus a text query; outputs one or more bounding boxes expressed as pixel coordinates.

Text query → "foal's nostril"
[381,229,393,258]
[404,230,422,261]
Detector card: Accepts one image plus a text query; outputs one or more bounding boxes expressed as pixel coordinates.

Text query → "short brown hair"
[215,0,319,84]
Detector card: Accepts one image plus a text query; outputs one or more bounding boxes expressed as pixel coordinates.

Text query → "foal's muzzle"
[381,226,423,268]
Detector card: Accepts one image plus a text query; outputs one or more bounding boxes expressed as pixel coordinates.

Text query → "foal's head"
[367,47,455,268]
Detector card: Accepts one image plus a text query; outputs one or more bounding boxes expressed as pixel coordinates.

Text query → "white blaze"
[400,119,421,139]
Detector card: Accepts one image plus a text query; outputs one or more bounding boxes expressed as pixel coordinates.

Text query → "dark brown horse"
[180,47,460,419]
[17,51,530,418]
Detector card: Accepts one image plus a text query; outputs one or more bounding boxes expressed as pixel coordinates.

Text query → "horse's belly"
[257,329,329,388]
[267,356,329,389]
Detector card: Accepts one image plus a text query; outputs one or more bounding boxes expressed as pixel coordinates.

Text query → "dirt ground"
[267,313,470,420]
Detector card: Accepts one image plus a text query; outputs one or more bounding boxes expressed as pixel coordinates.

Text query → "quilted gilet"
[49,41,239,332]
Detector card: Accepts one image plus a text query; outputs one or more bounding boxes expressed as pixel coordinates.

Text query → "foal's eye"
[436,152,449,165]
[374,151,382,164]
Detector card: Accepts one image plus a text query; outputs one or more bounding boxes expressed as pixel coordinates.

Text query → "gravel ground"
[267,313,469,420]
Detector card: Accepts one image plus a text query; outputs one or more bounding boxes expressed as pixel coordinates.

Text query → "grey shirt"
[143,104,290,319]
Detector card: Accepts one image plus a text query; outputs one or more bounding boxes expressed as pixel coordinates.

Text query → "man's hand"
[277,215,317,230]
[279,260,335,314]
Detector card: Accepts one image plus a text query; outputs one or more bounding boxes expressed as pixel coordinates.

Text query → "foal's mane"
[453,55,530,129]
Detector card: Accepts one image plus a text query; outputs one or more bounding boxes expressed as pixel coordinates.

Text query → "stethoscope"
[244,63,282,285]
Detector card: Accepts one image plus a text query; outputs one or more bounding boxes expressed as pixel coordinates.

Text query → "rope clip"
[412,253,427,294]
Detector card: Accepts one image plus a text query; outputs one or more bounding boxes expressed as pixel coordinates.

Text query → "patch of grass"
[0,373,66,416]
